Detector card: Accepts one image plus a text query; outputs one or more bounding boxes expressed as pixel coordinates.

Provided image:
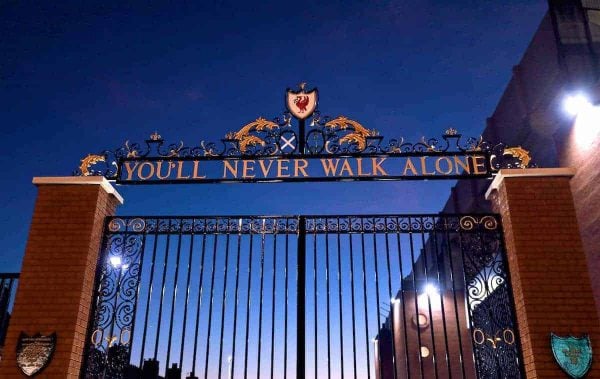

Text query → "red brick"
[490,175,600,378]
[0,181,121,378]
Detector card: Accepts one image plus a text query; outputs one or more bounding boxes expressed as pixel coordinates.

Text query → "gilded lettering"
[472,155,487,175]
[156,161,175,180]
[242,160,256,178]
[372,158,388,176]
[435,157,453,175]
[137,162,155,180]
[223,160,238,178]
[277,159,290,177]
[192,160,206,179]
[176,161,190,179]
[258,160,275,177]
[402,158,418,176]
[320,159,341,176]
[356,158,371,176]
[339,159,354,176]
[123,161,139,181]
[419,156,435,175]
[294,159,309,177]
[453,155,471,174]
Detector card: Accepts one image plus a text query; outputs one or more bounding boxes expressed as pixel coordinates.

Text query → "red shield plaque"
[286,83,318,120]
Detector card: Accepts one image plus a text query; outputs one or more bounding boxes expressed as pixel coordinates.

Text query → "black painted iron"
[80,214,525,379]
[0,273,19,355]
[73,87,533,184]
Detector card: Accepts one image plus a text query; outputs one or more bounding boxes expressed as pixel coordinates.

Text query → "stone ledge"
[485,167,576,200]
[32,176,124,205]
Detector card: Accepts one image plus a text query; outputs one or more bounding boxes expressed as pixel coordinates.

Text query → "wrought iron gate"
[81,214,524,379]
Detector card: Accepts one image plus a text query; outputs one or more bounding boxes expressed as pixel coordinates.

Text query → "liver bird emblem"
[294,95,310,113]
[286,83,318,120]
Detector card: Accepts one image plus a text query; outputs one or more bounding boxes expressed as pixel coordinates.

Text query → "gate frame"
[81,213,526,379]
[1,168,599,378]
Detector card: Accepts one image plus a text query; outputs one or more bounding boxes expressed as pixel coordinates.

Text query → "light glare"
[109,256,121,268]
[573,104,600,147]
[564,94,592,116]
[424,283,439,297]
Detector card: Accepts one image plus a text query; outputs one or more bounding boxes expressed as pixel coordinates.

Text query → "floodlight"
[564,94,592,116]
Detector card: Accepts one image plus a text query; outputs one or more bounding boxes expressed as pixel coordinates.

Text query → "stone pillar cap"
[32,176,124,204]
[485,167,576,200]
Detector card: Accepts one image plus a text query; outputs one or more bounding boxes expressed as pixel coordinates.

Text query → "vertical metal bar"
[191,229,208,377]
[430,218,452,377]
[230,218,243,379]
[284,219,290,379]
[494,216,527,377]
[256,219,267,379]
[418,216,440,378]
[359,218,372,379]
[1,277,16,343]
[325,221,332,379]
[313,218,318,379]
[298,118,306,153]
[371,217,383,379]
[243,222,255,379]
[139,226,159,366]
[269,226,278,379]
[335,217,345,379]
[203,221,220,379]
[456,225,478,374]
[443,218,467,379]
[407,219,425,378]
[477,225,503,372]
[154,220,172,359]
[165,223,184,372]
[179,223,196,369]
[348,227,358,379]
[296,216,306,379]
[217,220,232,378]
[395,217,411,377]
[383,218,398,379]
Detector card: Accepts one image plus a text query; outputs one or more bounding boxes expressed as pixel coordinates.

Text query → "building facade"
[442,0,600,317]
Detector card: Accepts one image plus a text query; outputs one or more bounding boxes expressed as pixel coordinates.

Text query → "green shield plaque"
[551,333,592,379]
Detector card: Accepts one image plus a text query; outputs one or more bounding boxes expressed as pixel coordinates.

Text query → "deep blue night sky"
[1,1,547,272]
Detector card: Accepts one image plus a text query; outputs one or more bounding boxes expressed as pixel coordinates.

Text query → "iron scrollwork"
[461,224,522,378]
[83,232,144,378]
[73,85,534,180]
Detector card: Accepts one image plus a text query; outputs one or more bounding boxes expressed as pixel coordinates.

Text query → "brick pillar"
[485,168,600,378]
[0,177,123,378]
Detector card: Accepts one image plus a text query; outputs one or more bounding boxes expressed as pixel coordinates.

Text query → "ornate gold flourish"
[467,136,484,152]
[167,141,184,157]
[108,218,125,232]
[459,215,498,231]
[225,117,279,153]
[421,136,440,152]
[445,127,458,136]
[324,116,378,151]
[124,141,139,158]
[79,154,105,176]
[503,146,531,169]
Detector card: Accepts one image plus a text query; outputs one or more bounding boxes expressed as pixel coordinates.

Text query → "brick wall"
[487,170,600,378]
[0,180,121,378]
[560,120,600,317]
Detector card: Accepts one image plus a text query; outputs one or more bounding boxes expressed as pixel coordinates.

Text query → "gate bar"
[296,216,306,379]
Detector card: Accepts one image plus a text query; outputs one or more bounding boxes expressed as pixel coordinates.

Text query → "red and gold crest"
[286,83,318,120]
